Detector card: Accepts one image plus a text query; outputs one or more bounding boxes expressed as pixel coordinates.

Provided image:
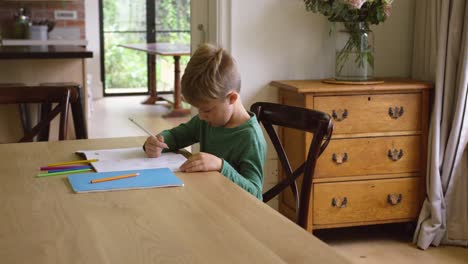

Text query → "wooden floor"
[88,95,190,139]
[316,224,468,264]
[89,96,468,264]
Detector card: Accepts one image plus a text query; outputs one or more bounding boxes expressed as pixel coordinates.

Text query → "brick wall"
[0,0,85,39]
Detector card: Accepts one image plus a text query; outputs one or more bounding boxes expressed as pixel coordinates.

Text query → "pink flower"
[346,0,366,9]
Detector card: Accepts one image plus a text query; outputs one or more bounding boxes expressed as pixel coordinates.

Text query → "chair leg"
[18,104,31,135]
[70,86,88,139]
[38,103,52,141]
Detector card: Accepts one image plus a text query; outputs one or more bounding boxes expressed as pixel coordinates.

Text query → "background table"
[0,137,350,264]
[120,43,191,117]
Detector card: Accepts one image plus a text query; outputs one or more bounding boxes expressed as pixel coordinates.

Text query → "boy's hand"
[179,152,222,172]
[144,135,169,158]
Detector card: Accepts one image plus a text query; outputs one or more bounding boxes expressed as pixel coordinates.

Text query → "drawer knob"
[332,197,348,208]
[332,109,348,121]
[387,193,403,205]
[332,153,348,164]
[388,106,404,119]
[387,148,404,161]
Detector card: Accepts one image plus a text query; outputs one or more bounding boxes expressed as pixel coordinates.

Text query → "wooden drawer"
[313,177,420,225]
[315,135,421,178]
[314,93,421,134]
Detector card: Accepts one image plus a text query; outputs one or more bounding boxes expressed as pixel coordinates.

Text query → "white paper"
[76,147,187,172]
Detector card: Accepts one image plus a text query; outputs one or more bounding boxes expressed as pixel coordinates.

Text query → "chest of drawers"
[270,79,432,232]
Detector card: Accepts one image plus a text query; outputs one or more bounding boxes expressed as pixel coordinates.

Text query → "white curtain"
[411,0,468,249]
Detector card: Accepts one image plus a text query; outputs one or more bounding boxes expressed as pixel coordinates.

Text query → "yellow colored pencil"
[90,173,139,184]
[47,159,99,167]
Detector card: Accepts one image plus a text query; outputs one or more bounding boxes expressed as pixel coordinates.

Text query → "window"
[100,0,190,95]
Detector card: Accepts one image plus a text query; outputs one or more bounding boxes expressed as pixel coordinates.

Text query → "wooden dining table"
[0,137,350,264]
[120,43,191,118]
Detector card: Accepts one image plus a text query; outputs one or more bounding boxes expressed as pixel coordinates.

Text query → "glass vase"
[334,22,374,81]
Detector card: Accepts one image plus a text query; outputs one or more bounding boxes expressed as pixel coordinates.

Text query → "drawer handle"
[387,193,403,205]
[332,109,348,121]
[332,197,348,208]
[388,106,404,119]
[387,148,404,161]
[332,153,348,164]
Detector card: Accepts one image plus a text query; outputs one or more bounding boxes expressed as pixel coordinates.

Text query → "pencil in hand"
[129,117,168,151]
[90,173,140,184]
[128,117,154,136]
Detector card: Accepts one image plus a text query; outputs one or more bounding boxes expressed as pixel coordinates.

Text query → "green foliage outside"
[103,0,190,91]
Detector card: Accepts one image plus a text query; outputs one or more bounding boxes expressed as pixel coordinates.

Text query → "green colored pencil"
[36,168,93,178]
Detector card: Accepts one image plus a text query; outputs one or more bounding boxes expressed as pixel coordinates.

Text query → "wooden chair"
[0,84,85,142]
[251,102,333,230]
[39,83,88,140]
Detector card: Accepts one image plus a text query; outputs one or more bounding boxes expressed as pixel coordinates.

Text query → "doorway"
[99,0,191,96]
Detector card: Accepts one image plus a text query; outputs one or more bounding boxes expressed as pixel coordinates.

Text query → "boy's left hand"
[179,152,222,172]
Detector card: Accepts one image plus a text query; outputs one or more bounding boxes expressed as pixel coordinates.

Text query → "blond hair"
[181,43,241,105]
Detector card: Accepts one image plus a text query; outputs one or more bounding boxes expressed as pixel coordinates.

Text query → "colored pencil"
[47,159,99,167]
[36,168,93,178]
[40,165,92,171]
[90,173,139,184]
[47,166,92,173]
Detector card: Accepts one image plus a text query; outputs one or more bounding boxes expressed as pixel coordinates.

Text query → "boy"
[143,43,267,200]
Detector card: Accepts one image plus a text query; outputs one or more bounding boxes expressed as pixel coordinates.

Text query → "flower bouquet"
[303,0,393,80]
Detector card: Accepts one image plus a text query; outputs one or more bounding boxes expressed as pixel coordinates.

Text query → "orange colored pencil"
[90,173,139,184]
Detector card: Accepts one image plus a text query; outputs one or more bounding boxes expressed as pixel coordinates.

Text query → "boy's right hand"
[144,135,169,158]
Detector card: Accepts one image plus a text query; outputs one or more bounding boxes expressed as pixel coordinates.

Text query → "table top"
[0,137,349,264]
[0,45,93,60]
[120,43,190,56]
[270,79,433,94]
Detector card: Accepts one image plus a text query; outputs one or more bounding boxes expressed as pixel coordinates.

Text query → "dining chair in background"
[39,82,87,140]
[0,84,87,142]
[251,102,333,230]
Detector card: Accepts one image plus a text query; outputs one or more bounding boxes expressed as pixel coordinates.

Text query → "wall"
[0,0,86,39]
[229,0,415,203]
[231,0,415,107]
[85,0,103,99]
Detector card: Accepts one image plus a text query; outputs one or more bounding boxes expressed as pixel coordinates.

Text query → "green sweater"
[160,113,266,200]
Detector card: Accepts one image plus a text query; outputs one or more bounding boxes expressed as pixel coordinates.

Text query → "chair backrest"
[251,102,333,229]
[0,85,79,142]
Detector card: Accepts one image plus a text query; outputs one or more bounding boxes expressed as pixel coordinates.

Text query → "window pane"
[104,32,147,90]
[103,0,146,32]
[156,0,190,32]
[102,0,191,94]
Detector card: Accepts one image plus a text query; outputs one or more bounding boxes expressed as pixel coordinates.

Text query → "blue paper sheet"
[68,168,184,193]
